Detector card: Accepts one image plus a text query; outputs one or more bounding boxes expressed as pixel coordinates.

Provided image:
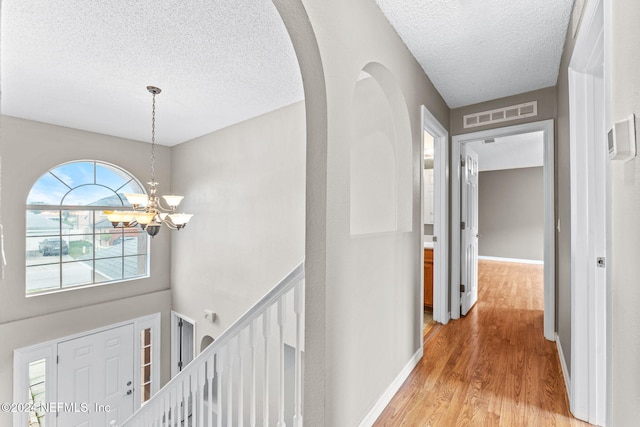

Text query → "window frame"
[25,160,150,296]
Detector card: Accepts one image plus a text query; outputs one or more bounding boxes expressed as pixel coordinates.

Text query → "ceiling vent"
[463,101,538,129]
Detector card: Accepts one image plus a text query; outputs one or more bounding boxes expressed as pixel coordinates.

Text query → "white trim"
[556,332,571,402]
[134,313,162,406]
[421,106,450,325]
[478,256,543,265]
[357,347,423,427]
[568,0,608,423]
[451,120,555,341]
[13,343,56,427]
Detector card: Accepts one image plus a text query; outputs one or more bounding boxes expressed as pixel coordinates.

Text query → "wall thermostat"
[608,114,637,161]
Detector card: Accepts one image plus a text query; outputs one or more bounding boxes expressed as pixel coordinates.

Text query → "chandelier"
[105,86,193,236]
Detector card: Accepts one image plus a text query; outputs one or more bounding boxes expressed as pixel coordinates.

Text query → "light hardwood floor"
[374,260,592,427]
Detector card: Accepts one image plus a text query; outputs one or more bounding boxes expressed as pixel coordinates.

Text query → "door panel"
[461,146,479,315]
[57,324,134,426]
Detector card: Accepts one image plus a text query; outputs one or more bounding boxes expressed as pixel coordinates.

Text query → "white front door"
[57,324,135,426]
[461,145,479,315]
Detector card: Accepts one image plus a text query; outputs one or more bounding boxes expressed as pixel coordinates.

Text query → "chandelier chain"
[150,91,156,184]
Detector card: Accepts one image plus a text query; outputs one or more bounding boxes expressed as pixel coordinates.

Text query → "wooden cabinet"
[424,248,434,309]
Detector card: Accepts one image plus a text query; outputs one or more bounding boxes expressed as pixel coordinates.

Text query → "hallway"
[374,260,591,426]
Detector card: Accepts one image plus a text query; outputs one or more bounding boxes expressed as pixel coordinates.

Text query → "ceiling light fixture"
[105,86,193,236]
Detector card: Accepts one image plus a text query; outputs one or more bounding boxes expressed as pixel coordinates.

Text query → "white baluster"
[293,280,304,426]
[165,390,172,427]
[198,363,205,427]
[238,330,245,427]
[151,401,158,427]
[191,371,198,427]
[178,378,189,426]
[277,297,286,427]
[249,320,257,427]
[226,339,234,427]
[172,386,179,427]
[208,356,214,427]
[216,350,224,427]
[262,307,271,427]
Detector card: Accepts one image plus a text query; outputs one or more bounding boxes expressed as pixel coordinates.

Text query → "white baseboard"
[555,333,571,400]
[478,255,544,265]
[358,347,423,427]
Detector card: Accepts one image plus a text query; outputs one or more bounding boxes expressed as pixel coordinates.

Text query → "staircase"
[121,263,305,427]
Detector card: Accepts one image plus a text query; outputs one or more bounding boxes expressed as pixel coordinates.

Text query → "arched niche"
[350,63,412,236]
[200,335,214,352]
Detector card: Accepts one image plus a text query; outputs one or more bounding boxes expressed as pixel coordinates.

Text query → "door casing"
[568,0,608,422]
[171,311,197,377]
[450,119,555,340]
[421,106,450,325]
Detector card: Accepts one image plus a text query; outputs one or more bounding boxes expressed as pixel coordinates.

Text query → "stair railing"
[121,262,305,427]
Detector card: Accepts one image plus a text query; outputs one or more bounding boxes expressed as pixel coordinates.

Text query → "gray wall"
[478,167,544,261]
[170,101,306,348]
[0,116,173,424]
[609,0,640,423]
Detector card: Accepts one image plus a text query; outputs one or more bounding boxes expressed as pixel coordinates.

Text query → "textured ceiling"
[0,0,303,146]
[468,131,544,172]
[375,0,574,108]
[2,1,574,145]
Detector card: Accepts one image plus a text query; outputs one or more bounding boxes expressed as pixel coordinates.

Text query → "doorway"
[421,106,449,327]
[451,120,555,340]
[171,311,196,377]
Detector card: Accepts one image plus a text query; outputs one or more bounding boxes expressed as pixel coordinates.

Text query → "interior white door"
[461,145,479,315]
[57,324,134,426]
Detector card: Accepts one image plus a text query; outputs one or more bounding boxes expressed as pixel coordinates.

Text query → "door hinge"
[178,361,183,370]
[597,257,606,268]
[461,221,466,230]
[460,284,465,293]
[461,157,466,167]
[56,355,59,364]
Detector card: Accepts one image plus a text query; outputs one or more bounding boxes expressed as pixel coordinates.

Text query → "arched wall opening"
[270,1,328,425]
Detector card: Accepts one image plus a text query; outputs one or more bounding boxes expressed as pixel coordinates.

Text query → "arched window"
[26,161,149,295]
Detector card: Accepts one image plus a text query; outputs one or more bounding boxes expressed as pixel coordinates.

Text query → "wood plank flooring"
[374,260,592,427]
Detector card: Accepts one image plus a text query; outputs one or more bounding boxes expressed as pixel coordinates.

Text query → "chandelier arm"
[161,217,179,230]
[155,198,177,213]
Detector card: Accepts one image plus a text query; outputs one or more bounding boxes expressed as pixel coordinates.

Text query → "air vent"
[463,101,538,129]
